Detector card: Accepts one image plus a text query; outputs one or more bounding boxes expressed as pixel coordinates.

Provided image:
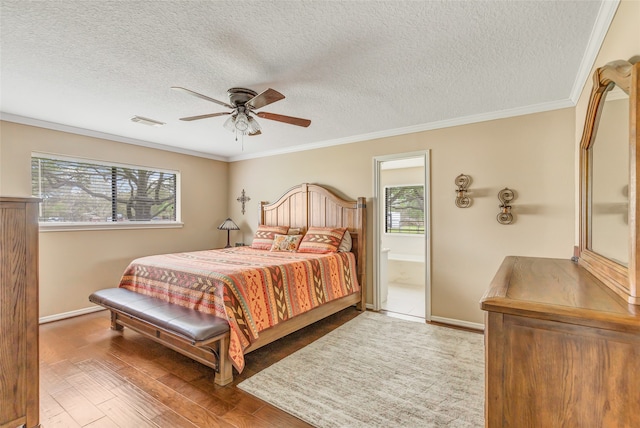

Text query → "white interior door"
[373,151,430,320]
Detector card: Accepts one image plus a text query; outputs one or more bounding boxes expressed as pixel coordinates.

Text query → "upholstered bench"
[89,288,232,385]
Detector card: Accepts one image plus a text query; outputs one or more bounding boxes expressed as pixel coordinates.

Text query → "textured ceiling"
[0,1,616,161]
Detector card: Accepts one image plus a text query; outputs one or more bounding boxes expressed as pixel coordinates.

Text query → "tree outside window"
[385,185,424,234]
[31,156,178,223]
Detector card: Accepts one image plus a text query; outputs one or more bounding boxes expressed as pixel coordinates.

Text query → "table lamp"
[217,218,240,248]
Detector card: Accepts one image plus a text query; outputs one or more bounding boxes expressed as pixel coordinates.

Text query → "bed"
[90,183,366,385]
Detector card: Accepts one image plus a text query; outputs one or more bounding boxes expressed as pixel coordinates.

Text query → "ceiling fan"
[172,86,311,136]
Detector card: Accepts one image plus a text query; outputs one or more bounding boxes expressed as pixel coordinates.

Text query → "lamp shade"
[218,218,239,248]
[234,113,250,132]
[247,115,261,134]
[218,218,240,231]
[223,115,236,132]
[223,113,261,136]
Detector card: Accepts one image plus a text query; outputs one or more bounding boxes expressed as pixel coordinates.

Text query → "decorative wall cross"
[237,189,251,215]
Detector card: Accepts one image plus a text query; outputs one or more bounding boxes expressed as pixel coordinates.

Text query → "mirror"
[590,86,629,266]
[579,58,639,305]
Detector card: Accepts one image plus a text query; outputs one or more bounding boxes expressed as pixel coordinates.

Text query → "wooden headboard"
[259,183,367,309]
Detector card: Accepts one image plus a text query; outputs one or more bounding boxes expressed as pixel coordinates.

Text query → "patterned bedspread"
[117,246,360,372]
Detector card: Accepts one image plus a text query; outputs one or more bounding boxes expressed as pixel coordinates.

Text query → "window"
[385,185,424,234]
[31,154,180,229]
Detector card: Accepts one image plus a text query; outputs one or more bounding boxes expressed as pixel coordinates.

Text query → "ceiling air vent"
[130,115,165,127]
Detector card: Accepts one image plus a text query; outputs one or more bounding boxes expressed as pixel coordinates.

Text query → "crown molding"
[569,0,620,103]
[0,112,228,162]
[228,98,574,162]
[0,97,581,163]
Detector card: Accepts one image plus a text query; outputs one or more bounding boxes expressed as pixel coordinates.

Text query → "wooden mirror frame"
[578,58,640,305]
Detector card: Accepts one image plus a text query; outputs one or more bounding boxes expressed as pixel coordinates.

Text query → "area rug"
[238,311,484,427]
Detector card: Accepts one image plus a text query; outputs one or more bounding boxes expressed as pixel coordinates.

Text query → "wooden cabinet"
[1,197,40,428]
[481,256,640,428]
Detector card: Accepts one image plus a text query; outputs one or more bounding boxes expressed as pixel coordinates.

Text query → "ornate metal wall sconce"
[454,174,472,208]
[497,188,515,224]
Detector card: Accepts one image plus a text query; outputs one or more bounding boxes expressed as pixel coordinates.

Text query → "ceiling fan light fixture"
[223,114,236,132]
[247,116,261,134]
[234,112,249,132]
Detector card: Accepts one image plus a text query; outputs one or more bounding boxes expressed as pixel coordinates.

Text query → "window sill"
[39,221,184,232]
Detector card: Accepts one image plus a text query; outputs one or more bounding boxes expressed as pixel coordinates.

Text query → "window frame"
[383,184,425,235]
[31,152,183,232]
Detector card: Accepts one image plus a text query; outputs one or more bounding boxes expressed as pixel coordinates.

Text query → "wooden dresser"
[1,197,40,428]
[481,256,640,428]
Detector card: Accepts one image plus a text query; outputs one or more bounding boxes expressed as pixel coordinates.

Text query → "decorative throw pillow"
[250,225,290,250]
[297,226,346,254]
[338,229,352,252]
[287,227,302,235]
[270,234,303,252]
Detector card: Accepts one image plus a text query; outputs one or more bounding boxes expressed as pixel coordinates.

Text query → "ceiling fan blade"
[172,86,234,109]
[256,111,311,127]
[247,88,285,110]
[249,130,262,136]
[179,112,230,121]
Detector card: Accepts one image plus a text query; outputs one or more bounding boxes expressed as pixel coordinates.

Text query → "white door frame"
[372,151,431,321]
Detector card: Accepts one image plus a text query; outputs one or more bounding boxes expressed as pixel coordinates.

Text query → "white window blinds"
[32,155,178,224]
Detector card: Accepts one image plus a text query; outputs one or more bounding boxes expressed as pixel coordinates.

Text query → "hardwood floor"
[39,308,361,427]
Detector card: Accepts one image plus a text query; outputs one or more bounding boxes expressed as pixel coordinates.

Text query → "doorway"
[373,151,430,320]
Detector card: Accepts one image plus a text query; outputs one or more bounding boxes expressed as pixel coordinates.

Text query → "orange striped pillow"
[297,226,346,253]
[251,225,290,250]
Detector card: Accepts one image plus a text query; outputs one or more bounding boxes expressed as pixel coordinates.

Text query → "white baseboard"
[47,304,484,331]
[39,305,106,324]
[366,304,485,331]
[430,316,484,332]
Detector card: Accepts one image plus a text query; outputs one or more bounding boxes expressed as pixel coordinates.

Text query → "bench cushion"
[89,288,229,342]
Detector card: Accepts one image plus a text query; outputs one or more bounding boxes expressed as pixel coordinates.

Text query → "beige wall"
[229,108,576,325]
[0,121,228,318]
[1,0,635,325]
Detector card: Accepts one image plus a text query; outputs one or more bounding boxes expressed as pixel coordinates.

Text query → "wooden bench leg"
[215,334,233,386]
[104,305,232,385]
[110,311,123,331]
